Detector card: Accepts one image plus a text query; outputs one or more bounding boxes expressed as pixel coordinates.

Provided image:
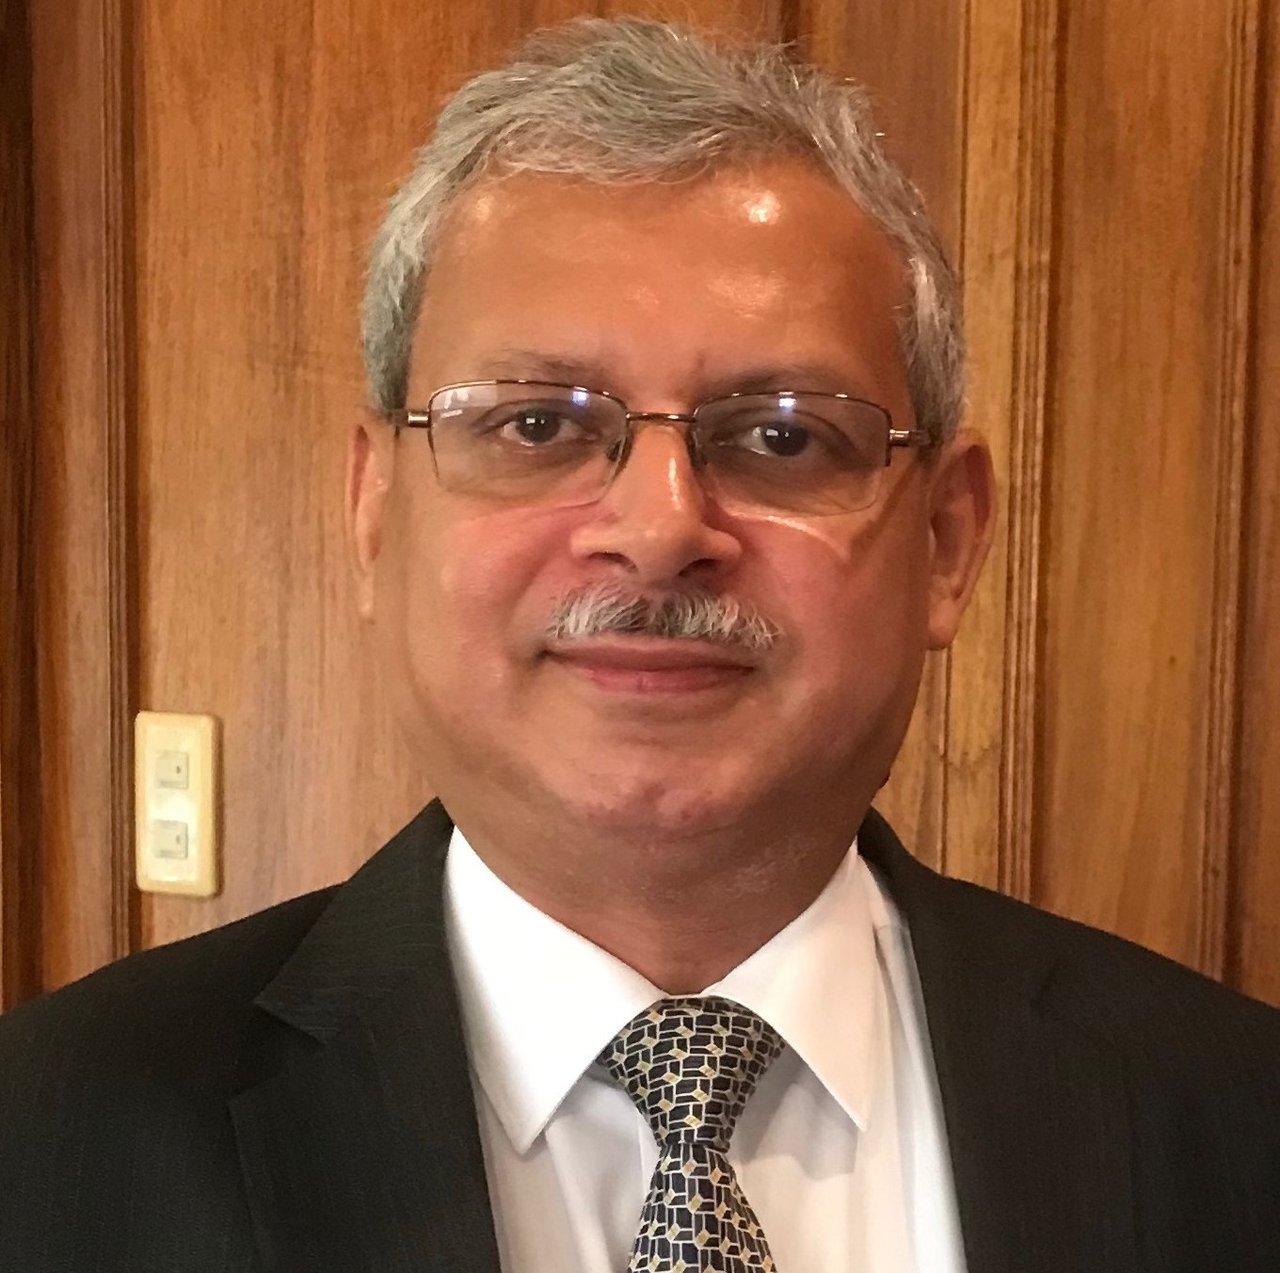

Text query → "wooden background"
[2,0,1277,1009]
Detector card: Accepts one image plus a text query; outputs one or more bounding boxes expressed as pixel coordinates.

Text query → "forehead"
[411,159,911,405]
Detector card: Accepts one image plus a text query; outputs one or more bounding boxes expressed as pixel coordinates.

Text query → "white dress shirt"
[444,830,968,1273]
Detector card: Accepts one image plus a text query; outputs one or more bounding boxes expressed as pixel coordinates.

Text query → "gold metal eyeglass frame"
[383,379,932,465]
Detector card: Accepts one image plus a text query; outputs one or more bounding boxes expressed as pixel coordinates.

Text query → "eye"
[743,419,814,458]
[488,404,591,447]
[716,410,835,462]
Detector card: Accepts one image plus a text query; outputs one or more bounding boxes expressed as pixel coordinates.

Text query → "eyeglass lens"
[425,382,892,516]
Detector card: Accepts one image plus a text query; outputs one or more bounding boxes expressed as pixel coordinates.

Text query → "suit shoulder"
[0,885,336,1089]
[0,891,340,1266]
[941,872,1280,1072]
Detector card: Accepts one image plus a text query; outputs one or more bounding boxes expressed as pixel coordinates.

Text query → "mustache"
[544,582,780,654]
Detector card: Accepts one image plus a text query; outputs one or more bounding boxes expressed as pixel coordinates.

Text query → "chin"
[551,766,752,839]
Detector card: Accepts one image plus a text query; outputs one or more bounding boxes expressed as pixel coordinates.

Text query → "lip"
[543,637,756,694]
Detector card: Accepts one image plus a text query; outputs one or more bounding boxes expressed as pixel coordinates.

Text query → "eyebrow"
[474,348,866,398]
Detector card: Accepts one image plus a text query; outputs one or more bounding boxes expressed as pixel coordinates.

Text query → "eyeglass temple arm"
[377,409,430,435]
[888,427,933,449]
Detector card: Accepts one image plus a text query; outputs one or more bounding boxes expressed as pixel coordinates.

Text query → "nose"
[568,423,743,584]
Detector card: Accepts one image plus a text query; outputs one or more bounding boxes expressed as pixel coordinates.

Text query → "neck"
[446,799,862,993]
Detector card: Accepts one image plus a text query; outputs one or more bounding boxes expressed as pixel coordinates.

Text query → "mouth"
[542,636,756,695]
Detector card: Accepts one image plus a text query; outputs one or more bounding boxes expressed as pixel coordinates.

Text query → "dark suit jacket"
[1,801,1277,1271]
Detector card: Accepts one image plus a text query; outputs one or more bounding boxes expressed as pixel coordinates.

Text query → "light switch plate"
[134,711,219,896]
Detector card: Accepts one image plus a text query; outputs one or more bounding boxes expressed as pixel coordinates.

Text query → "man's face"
[351,160,989,843]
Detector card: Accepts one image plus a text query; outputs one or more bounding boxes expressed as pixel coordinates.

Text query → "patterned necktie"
[598,996,786,1272]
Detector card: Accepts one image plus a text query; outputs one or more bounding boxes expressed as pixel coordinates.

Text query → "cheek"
[743,513,932,699]
[396,498,578,667]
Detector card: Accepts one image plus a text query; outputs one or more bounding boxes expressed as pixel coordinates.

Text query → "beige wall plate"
[134,712,220,897]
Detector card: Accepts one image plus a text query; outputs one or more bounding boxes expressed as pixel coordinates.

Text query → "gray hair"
[362,17,964,443]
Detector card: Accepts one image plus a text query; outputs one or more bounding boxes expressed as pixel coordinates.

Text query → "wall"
[2,0,1277,1007]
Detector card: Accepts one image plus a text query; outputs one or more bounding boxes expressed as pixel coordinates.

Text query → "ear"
[345,415,395,621]
[924,429,997,649]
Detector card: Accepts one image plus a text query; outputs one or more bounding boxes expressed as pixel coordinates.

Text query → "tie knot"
[598,996,785,1150]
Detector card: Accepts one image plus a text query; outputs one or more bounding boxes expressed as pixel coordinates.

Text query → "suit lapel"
[859,810,1139,1272]
[230,802,501,1273]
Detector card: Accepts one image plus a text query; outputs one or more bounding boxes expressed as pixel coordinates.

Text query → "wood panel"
[1037,0,1258,972]
[134,0,450,950]
[28,0,136,992]
[0,0,42,1008]
[600,0,787,38]
[947,0,1059,899]
[1233,0,1280,1006]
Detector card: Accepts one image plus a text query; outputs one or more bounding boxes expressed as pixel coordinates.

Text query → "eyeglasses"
[383,380,932,517]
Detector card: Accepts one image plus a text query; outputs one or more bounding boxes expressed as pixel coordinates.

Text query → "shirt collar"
[444,829,884,1152]
[444,833,660,1153]
[706,846,879,1130]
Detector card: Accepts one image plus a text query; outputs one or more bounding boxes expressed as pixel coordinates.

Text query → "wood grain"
[1232,0,1280,1007]
[944,0,1060,897]
[599,0,787,40]
[0,0,43,1008]
[1197,0,1261,980]
[1037,0,1247,969]
[28,0,136,991]
[134,0,444,949]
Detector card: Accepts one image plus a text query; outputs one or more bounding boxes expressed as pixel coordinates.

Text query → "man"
[1,17,1277,1273]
